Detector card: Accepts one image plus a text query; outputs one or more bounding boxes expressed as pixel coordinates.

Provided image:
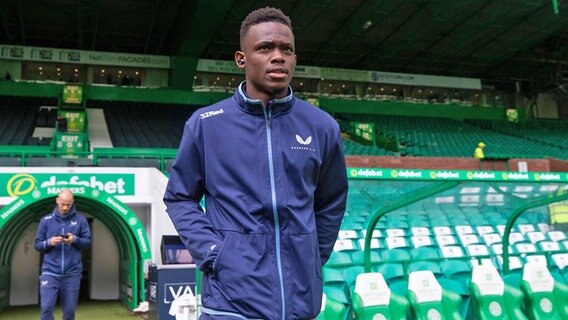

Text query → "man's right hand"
[50,236,64,246]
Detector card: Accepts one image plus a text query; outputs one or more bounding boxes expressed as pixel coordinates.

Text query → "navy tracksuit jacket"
[164,83,348,319]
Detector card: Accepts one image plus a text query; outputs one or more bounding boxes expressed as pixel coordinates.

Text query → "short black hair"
[240,7,293,49]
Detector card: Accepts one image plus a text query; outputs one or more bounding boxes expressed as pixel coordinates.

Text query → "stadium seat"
[407,270,463,320]
[408,261,444,279]
[437,235,458,247]
[519,261,568,320]
[469,263,528,319]
[380,247,411,262]
[547,231,566,242]
[440,246,465,258]
[375,263,406,284]
[351,272,409,320]
[326,251,353,268]
[318,292,350,320]
[441,259,472,292]
[527,231,547,244]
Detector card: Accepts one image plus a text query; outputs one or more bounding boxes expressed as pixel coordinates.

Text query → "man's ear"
[235,51,245,68]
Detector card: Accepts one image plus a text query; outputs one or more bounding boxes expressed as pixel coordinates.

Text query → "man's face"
[241,22,296,103]
[56,195,74,215]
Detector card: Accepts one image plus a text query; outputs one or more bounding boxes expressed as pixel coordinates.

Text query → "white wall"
[90,219,119,300]
[9,223,39,305]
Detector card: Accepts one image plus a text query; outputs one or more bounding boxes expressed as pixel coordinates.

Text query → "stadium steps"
[87,108,114,149]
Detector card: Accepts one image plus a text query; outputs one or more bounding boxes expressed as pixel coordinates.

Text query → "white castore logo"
[296,135,312,145]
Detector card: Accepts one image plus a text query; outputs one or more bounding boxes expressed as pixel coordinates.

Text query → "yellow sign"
[7,174,38,197]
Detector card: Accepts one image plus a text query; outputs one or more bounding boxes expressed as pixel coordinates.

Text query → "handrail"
[501,191,568,274]
[363,181,460,272]
[0,146,177,172]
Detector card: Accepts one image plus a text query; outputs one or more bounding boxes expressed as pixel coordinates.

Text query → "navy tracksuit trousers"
[39,274,81,320]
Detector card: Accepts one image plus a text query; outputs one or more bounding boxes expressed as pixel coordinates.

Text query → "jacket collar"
[234,81,295,116]
[52,205,77,220]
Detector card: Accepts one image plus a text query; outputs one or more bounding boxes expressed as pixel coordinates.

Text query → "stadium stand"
[337,114,568,159]
[0,96,57,145]
[88,100,200,148]
[320,177,568,319]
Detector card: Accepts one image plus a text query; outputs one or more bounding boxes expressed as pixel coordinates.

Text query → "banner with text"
[348,168,568,182]
[0,45,170,68]
[196,59,480,90]
[0,173,135,197]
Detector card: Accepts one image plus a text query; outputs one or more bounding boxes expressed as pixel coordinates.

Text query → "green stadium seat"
[408,261,444,279]
[343,265,364,290]
[469,263,528,319]
[351,272,410,320]
[326,251,353,268]
[410,246,441,260]
[519,261,568,320]
[318,291,350,320]
[375,263,406,284]
[380,248,411,262]
[407,270,463,320]
[350,250,382,266]
[441,259,472,291]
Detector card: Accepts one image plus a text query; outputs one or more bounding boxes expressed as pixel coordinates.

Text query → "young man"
[35,189,91,320]
[164,7,348,320]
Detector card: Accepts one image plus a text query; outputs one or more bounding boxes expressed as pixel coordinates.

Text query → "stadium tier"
[319,178,568,320]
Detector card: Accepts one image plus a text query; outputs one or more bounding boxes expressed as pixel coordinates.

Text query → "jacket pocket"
[288,230,323,319]
[204,232,276,317]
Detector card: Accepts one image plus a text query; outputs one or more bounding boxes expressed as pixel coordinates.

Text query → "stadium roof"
[1,0,567,83]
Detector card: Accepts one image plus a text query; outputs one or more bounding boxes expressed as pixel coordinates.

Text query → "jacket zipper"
[61,226,65,274]
[263,105,286,319]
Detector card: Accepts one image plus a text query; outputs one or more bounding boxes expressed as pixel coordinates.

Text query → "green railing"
[0,146,177,173]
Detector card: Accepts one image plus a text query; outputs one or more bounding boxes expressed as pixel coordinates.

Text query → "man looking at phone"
[35,189,91,320]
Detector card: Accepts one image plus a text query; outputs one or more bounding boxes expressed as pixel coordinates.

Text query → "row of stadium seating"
[2,95,568,160]
[319,262,568,320]
[467,119,568,150]
[318,178,568,319]
[0,96,53,145]
[339,114,568,159]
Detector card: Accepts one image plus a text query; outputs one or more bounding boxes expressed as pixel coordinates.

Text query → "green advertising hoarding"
[0,173,135,197]
[347,167,568,182]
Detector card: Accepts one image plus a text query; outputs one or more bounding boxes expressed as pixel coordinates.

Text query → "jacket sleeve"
[163,119,221,273]
[34,218,53,252]
[314,125,348,265]
[72,216,91,249]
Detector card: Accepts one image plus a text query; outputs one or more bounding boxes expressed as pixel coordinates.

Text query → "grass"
[0,300,146,320]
